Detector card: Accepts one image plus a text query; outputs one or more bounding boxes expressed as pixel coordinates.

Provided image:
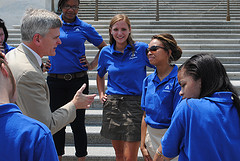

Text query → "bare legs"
[58,156,62,161]
[78,157,85,161]
[112,140,140,161]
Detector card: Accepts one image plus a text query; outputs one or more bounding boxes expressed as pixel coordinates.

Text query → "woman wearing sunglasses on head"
[153,53,240,161]
[97,14,155,161]
[0,18,15,54]
[140,33,182,161]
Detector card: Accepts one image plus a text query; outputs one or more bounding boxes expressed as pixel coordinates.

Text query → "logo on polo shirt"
[163,83,173,92]
[129,51,138,60]
[73,27,81,32]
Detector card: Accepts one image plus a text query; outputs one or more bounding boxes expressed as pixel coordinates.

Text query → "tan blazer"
[6,44,76,134]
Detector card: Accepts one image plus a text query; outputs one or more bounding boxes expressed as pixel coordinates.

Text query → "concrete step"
[79,11,240,15]
[80,17,240,21]
[88,20,240,26]
[10,20,240,27]
[95,28,240,34]
[79,2,239,8]
[80,13,240,17]
[10,23,240,32]
[78,16,240,21]
[176,50,240,57]
[79,9,240,13]
[65,125,111,145]
[87,25,240,30]
[62,146,146,161]
[85,109,103,126]
[108,24,240,29]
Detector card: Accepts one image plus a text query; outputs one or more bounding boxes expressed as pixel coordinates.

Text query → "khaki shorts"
[145,125,168,158]
[100,95,143,142]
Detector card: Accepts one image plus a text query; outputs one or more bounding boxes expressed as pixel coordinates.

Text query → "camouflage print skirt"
[100,95,143,142]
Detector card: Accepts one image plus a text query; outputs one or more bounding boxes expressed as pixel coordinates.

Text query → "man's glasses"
[146,46,166,54]
[63,5,79,10]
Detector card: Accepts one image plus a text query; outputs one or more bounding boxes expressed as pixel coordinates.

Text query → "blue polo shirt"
[141,65,181,129]
[48,15,103,74]
[0,103,58,161]
[161,92,240,161]
[4,42,15,54]
[97,42,154,95]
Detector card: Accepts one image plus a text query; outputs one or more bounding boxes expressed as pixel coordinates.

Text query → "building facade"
[0,0,58,28]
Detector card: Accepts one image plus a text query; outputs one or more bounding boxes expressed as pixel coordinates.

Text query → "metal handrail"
[94,0,99,21]
[93,0,232,21]
[226,0,230,21]
[156,0,159,21]
[51,0,55,12]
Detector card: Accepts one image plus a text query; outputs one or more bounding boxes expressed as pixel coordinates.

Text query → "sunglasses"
[63,5,79,10]
[146,46,166,54]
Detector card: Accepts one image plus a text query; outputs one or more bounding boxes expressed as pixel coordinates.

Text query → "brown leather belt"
[48,71,87,81]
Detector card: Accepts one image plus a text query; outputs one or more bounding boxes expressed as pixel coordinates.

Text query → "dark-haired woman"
[47,0,107,161]
[140,34,182,161]
[0,18,14,54]
[154,53,240,161]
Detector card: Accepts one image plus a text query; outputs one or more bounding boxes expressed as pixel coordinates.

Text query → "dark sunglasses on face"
[146,46,166,54]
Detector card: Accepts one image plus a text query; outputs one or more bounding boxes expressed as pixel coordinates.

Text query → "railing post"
[51,0,54,12]
[156,0,159,21]
[226,0,230,21]
[94,0,99,21]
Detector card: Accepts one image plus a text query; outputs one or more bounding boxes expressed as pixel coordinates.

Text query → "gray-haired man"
[6,8,96,134]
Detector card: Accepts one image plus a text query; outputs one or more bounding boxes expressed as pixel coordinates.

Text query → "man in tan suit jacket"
[6,8,96,134]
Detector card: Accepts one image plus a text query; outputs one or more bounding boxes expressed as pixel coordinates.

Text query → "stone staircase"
[6,0,240,160]
[78,0,240,20]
